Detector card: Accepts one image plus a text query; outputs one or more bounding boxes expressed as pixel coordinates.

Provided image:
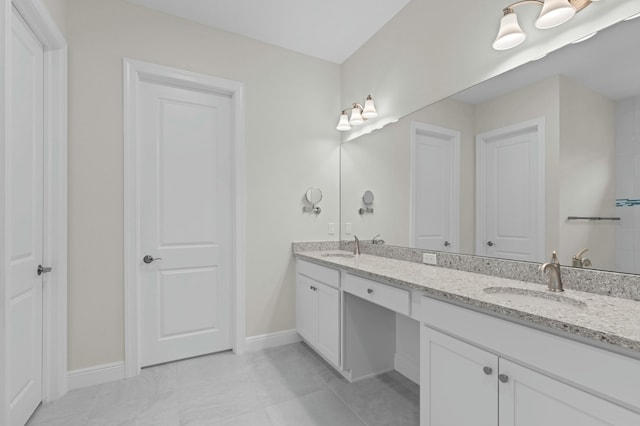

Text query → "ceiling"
[126,0,412,64]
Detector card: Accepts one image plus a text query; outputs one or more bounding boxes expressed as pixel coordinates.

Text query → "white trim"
[475,118,545,260]
[409,121,461,250]
[123,58,246,378]
[394,353,420,385]
[67,362,125,391]
[0,1,67,422]
[244,330,302,352]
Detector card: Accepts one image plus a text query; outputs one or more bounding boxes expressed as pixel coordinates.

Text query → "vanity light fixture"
[336,95,378,131]
[493,0,594,51]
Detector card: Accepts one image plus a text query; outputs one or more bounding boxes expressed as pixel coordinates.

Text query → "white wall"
[41,0,66,35]
[615,96,640,273]
[341,0,640,141]
[65,0,340,370]
[559,77,615,269]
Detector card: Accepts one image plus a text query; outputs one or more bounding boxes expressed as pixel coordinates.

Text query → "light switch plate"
[422,253,437,265]
[328,223,335,235]
[345,222,352,234]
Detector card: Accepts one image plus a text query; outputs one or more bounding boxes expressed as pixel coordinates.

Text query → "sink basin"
[321,253,355,259]
[482,286,587,309]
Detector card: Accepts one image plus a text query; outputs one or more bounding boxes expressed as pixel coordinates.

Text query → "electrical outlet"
[422,253,437,265]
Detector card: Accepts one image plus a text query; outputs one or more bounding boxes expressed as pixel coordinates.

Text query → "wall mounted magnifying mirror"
[303,187,323,215]
[359,190,374,215]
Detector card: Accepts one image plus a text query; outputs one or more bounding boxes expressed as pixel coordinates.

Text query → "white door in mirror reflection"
[411,123,460,252]
[476,119,545,262]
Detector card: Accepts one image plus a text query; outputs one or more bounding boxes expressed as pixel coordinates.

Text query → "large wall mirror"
[341,14,640,275]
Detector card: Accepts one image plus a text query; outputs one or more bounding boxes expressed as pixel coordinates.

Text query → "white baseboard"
[395,353,420,385]
[68,361,125,390]
[244,329,301,352]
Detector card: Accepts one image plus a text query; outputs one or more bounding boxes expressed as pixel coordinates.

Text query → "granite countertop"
[295,250,640,356]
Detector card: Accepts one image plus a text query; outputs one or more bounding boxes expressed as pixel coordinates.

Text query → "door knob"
[143,255,162,264]
[37,265,52,276]
[486,241,495,247]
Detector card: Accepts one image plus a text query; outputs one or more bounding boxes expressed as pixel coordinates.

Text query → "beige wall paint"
[66,0,340,370]
[341,0,640,140]
[41,0,66,35]
[559,77,615,269]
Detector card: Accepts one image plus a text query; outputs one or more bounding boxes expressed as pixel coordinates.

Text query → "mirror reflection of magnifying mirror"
[362,190,374,206]
[359,190,374,215]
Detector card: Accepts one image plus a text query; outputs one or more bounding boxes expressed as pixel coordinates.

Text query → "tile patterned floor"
[27,343,419,426]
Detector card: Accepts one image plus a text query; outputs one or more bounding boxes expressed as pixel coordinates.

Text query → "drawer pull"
[483,366,493,375]
[367,288,374,294]
[310,285,317,291]
[499,374,509,383]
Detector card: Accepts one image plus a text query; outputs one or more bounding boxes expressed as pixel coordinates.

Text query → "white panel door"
[499,358,640,426]
[411,123,460,252]
[296,275,318,345]
[477,121,544,262]
[138,77,233,367]
[9,7,44,425]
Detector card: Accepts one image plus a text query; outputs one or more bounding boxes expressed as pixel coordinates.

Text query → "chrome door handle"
[143,255,162,264]
[486,241,495,247]
[37,265,52,276]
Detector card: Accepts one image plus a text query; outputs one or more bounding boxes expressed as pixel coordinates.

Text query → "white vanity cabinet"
[295,260,340,367]
[420,298,640,426]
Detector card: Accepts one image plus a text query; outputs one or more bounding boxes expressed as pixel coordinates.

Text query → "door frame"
[409,121,461,249]
[475,118,545,260]
[0,0,68,421]
[123,58,246,378]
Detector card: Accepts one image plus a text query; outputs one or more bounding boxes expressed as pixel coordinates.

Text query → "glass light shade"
[493,12,526,50]
[336,113,351,131]
[535,0,576,29]
[350,107,364,125]
[362,96,378,119]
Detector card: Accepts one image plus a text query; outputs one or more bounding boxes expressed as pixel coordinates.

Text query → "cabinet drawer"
[343,273,410,316]
[297,259,340,288]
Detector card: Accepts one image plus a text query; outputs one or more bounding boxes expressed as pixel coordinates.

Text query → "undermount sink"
[483,286,587,309]
[321,253,355,259]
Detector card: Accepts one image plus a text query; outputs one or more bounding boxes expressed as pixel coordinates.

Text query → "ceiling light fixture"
[493,0,594,51]
[336,95,378,131]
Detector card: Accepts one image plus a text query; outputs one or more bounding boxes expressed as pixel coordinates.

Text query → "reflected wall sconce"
[493,0,596,51]
[336,95,378,131]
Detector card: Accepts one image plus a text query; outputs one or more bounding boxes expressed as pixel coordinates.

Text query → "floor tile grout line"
[323,377,370,426]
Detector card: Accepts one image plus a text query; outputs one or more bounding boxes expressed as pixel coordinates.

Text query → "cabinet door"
[499,359,640,426]
[296,275,318,345]
[421,326,498,426]
[316,282,340,366]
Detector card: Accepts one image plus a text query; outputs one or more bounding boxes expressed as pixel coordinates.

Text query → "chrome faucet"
[353,235,361,255]
[572,248,592,268]
[539,262,564,292]
[372,234,385,245]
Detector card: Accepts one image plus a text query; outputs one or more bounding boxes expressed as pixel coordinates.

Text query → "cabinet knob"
[367,288,373,294]
[309,285,317,291]
[498,374,509,383]
[483,366,493,375]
